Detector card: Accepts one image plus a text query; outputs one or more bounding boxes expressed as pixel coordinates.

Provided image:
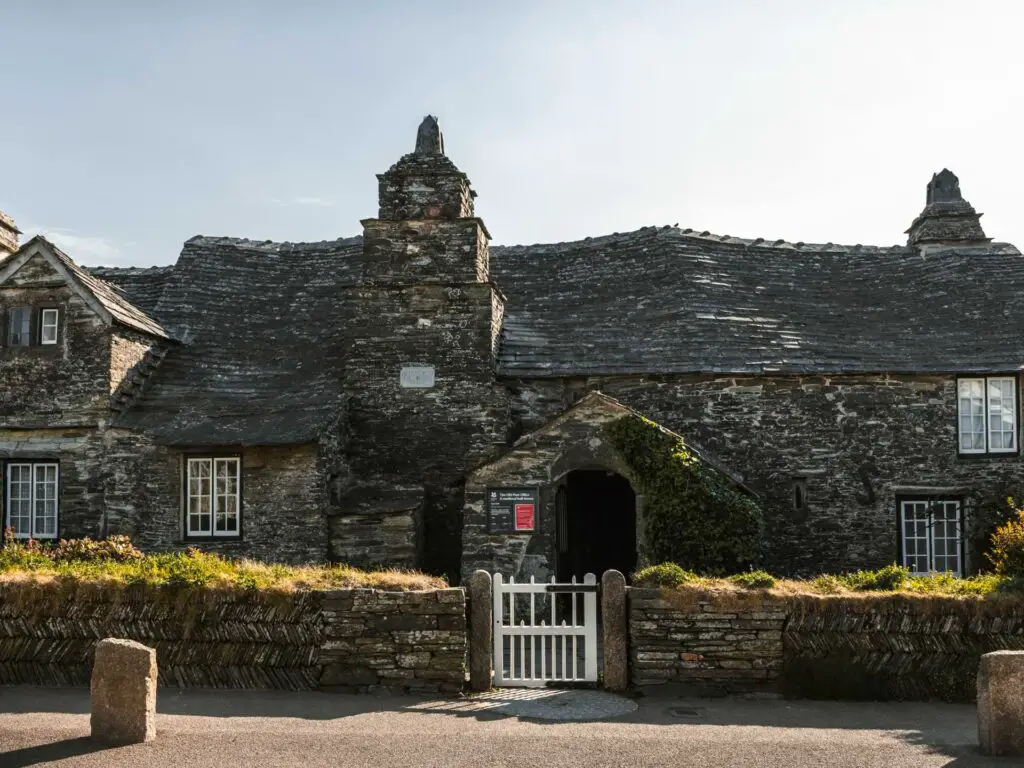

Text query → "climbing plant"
[603,415,763,573]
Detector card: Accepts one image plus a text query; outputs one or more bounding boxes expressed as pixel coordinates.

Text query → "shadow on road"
[5,684,1019,765]
[0,736,115,768]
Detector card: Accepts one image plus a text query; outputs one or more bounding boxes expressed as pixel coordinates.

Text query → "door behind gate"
[492,572,598,687]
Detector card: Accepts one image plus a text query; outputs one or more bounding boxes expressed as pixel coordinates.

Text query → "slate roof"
[45,243,171,340]
[85,208,1024,444]
[491,226,1024,376]
[86,265,175,316]
[3,236,171,340]
[106,235,362,445]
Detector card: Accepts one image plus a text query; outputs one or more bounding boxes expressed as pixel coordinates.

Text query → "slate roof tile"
[490,226,1024,376]
[105,235,363,445]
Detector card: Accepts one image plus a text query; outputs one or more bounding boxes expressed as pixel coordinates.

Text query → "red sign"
[514,503,536,532]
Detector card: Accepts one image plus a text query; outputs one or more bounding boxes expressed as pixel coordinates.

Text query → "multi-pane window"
[40,309,59,345]
[900,499,962,576]
[5,462,59,539]
[6,307,31,346]
[958,376,1018,455]
[186,457,240,537]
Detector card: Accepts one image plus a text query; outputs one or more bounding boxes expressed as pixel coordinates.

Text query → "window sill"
[181,535,243,543]
[956,451,1020,460]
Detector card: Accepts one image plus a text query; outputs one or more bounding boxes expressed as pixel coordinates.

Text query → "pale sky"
[2,0,1022,267]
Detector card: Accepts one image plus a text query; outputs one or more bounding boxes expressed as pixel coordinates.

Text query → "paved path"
[0,685,1012,767]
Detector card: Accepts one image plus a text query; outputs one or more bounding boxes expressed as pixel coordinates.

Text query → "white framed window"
[5,462,59,539]
[899,499,962,576]
[186,457,240,537]
[6,306,31,347]
[958,376,1018,455]
[39,309,59,345]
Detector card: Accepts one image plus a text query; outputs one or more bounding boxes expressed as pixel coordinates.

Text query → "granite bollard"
[978,650,1024,756]
[90,638,157,744]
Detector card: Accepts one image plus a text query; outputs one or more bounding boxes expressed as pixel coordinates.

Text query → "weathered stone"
[978,651,1024,756]
[90,638,157,745]
[602,570,628,692]
[320,664,380,687]
[467,570,492,692]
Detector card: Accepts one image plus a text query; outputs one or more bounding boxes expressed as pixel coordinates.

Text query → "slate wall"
[0,254,113,428]
[0,582,467,694]
[628,588,1024,702]
[0,428,107,540]
[319,587,467,693]
[337,149,507,577]
[460,395,643,584]
[629,588,785,695]
[783,596,1024,701]
[510,374,1024,576]
[111,436,329,565]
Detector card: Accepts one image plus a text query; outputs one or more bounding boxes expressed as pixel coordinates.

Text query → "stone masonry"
[319,587,467,694]
[629,587,785,695]
[629,586,1024,702]
[4,119,1024,582]
[0,580,467,695]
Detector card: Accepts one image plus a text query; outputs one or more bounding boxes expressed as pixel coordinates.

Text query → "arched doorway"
[555,469,637,581]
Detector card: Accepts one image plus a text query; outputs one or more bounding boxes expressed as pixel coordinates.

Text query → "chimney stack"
[905,169,990,247]
[0,210,20,257]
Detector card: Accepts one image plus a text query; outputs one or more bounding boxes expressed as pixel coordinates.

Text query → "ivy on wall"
[603,415,763,573]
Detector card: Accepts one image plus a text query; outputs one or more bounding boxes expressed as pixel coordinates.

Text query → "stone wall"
[336,136,508,578]
[0,428,107,540]
[121,439,330,565]
[628,587,1024,702]
[784,596,1024,702]
[0,254,113,428]
[0,581,466,694]
[629,587,785,695]
[108,329,154,393]
[510,374,1024,576]
[319,588,466,693]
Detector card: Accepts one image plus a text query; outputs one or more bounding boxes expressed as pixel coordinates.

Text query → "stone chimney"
[905,169,990,246]
[0,210,20,257]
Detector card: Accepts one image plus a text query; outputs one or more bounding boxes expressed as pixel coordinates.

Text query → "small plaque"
[487,487,540,533]
[400,365,435,388]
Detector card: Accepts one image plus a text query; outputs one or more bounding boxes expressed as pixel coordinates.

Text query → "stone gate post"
[467,570,493,691]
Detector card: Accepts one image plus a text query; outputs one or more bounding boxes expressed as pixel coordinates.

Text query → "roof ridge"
[85,264,175,274]
[184,234,363,251]
[491,224,931,254]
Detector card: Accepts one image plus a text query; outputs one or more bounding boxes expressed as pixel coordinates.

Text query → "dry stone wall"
[319,588,466,693]
[783,597,1024,702]
[629,587,1024,702]
[629,588,785,695]
[0,582,466,694]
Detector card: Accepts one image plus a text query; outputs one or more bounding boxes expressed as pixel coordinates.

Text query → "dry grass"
[0,542,447,594]
[645,574,1024,616]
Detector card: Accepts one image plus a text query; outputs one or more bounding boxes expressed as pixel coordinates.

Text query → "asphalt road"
[0,685,1013,767]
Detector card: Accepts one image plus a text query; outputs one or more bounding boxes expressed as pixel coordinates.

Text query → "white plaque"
[400,365,435,388]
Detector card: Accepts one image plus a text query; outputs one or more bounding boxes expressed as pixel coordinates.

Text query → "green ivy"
[603,415,763,573]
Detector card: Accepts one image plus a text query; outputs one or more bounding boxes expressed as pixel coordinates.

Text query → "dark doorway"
[556,469,637,581]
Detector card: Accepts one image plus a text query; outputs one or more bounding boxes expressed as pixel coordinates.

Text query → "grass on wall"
[0,532,446,593]
[634,562,1008,599]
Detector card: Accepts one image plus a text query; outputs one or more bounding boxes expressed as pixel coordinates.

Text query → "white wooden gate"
[492,572,598,687]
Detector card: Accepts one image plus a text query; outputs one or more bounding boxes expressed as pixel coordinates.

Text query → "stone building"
[3,117,1023,583]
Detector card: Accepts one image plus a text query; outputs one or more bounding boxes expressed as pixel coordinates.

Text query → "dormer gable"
[0,237,174,428]
[0,236,171,340]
